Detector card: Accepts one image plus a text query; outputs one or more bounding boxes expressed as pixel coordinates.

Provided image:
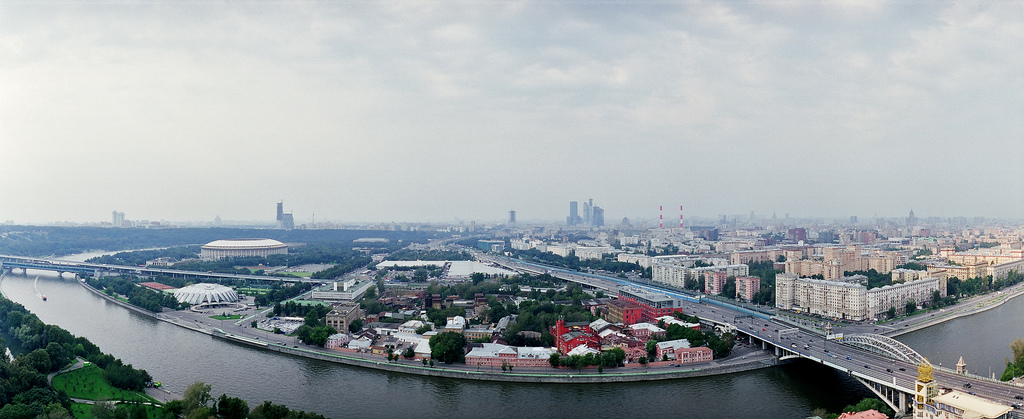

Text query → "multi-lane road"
[483,254,1024,412]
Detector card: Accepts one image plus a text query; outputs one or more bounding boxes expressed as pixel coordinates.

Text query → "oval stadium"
[200,238,287,260]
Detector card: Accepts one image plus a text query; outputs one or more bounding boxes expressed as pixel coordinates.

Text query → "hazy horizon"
[3,1,1021,225]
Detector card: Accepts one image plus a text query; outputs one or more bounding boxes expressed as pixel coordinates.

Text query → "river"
[2,265,1018,418]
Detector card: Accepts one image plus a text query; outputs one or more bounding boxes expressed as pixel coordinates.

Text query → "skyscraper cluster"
[567,199,604,227]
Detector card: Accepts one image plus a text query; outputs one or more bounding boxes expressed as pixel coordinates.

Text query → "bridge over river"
[486,255,1024,416]
[0,254,313,285]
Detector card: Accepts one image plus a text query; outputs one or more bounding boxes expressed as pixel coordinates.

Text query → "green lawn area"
[52,364,157,404]
[71,402,165,419]
[282,271,312,277]
[210,314,244,320]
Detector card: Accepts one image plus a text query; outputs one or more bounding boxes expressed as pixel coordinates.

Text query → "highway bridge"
[486,255,1024,416]
[0,255,312,285]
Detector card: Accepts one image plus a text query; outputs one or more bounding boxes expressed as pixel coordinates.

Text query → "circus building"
[173,283,239,305]
[200,238,287,260]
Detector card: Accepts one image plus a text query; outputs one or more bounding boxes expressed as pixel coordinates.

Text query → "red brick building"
[655,339,713,364]
[605,299,643,325]
[551,319,600,354]
[618,288,683,322]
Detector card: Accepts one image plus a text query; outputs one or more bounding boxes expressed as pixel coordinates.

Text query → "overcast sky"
[2,1,1022,225]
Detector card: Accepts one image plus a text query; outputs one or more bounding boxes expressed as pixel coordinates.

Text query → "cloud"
[1,1,1021,223]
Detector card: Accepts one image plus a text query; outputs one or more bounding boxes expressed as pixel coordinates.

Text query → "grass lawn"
[52,364,158,404]
[237,287,270,295]
[210,314,244,320]
[281,271,312,278]
[70,403,93,418]
[71,402,165,419]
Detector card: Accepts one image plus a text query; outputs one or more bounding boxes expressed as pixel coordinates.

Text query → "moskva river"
[2,267,1019,418]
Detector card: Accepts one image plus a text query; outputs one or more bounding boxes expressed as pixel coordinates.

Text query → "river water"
[2,266,1018,418]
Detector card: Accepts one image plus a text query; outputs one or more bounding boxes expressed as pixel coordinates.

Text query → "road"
[481,254,1024,411]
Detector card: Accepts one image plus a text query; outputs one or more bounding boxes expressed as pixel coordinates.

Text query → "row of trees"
[294,305,337,347]
[645,322,735,359]
[501,300,597,347]
[383,249,474,262]
[157,381,326,419]
[0,295,152,418]
[253,282,314,308]
[86,275,184,312]
[548,348,626,371]
[511,248,645,274]
[87,246,202,266]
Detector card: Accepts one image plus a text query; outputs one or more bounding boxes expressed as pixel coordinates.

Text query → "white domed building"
[174,283,239,305]
[200,238,287,260]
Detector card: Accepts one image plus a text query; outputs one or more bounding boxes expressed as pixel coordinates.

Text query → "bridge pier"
[855,377,910,416]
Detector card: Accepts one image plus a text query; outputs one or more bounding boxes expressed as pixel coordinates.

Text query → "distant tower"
[583,199,593,225]
[276,201,294,230]
[680,206,684,228]
[508,210,517,226]
[592,206,604,227]
[659,205,663,229]
[112,211,125,228]
[907,209,917,229]
[568,201,579,226]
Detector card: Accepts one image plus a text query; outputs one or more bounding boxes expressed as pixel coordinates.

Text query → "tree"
[842,397,893,417]
[216,394,250,419]
[1001,338,1024,381]
[429,332,467,364]
[905,300,917,315]
[348,319,363,333]
[415,324,433,335]
[638,356,648,367]
[549,353,561,368]
[182,382,213,416]
[91,400,115,419]
[402,346,416,359]
[887,307,897,320]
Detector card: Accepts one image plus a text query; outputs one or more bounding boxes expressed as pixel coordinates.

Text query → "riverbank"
[886,282,1024,338]
[75,277,781,383]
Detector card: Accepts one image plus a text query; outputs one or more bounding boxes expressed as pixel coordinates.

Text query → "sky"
[1,1,1022,225]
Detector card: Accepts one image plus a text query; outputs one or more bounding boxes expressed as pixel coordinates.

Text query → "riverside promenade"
[75,278,779,384]
[73,276,1024,385]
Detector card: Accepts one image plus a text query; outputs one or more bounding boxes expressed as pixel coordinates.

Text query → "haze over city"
[2,1,1022,224]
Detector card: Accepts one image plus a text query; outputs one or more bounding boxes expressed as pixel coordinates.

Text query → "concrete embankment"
[214,333,779,383]
[76,280,778,384]
[887,284,1024,338]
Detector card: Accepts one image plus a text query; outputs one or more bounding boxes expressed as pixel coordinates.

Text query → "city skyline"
[2,2,1022,224]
